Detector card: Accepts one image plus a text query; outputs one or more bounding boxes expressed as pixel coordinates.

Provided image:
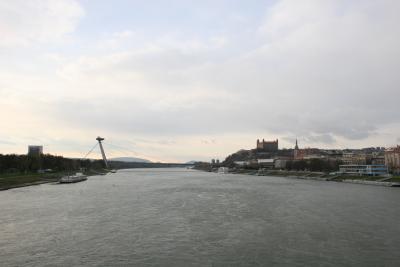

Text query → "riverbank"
[0,173,59,191]
[255,170,400,187]
[0,169,110,191]
[196,167,400,187]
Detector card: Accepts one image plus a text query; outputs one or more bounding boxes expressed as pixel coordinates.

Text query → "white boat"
[59,173,88,183]
[218,167,229,174]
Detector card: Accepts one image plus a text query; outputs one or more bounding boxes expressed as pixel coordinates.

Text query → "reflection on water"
[1,168,399,266]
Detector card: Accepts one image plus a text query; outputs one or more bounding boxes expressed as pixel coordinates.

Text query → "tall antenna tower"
[96,136,109,169]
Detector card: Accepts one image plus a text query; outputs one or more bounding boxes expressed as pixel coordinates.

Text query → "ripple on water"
[0,168,399,267]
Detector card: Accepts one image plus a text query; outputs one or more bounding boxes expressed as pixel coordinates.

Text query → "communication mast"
[96,136,109,168]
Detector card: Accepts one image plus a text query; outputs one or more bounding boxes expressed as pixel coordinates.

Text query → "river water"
[1,168,399,266]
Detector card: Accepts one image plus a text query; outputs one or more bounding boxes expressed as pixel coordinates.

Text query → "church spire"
[295,138,299,150]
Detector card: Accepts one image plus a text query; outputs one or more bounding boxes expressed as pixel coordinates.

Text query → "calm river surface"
[1,168,399,266]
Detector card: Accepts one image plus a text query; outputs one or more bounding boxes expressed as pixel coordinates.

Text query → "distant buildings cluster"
[230,138,400,176]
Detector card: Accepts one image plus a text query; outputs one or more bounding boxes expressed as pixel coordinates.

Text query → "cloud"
[1,0,400,160]
[212,0,400,140]
[39,0,400,144]
[304,134,336,145]
[0,0,84,47]
[0,140,15,146]
[283,134,336,147]
[201,139,216,145]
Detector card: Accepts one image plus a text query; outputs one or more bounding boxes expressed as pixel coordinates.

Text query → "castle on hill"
[256,139,278,152]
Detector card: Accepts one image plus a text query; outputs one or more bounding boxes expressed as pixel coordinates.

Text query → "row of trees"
[222,158,342,172]
[285,159,342,172]
[0,154,105,174]
[0,153,192,174]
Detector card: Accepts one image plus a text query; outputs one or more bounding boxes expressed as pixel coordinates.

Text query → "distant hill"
[185,160,198,164]
[109,157,152,163]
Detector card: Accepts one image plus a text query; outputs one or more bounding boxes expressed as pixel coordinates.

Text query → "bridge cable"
[82,142,99,160]
[103,142,156,162]
[103,142,142,156]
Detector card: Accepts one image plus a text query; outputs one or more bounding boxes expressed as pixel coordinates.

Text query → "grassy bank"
[0,172,63,190]
[384,176,400,183]
[0,169,109,191]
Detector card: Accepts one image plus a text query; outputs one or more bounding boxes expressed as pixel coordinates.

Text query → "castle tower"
[257,139,264,150]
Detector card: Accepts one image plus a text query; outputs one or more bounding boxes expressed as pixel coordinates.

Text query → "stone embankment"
[342,180,399,187]
[205,168,400,187]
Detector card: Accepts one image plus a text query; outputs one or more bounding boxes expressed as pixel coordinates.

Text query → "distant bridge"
[83,137,194,169]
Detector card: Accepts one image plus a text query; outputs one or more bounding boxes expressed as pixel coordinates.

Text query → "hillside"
[109,157,152,163]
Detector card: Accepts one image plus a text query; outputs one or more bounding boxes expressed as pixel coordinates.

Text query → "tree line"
[284,159,342,172]
[0,154,105,174]
[222,158,342,172]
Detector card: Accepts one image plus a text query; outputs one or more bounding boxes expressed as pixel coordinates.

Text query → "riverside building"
[293,139,321,160]
[339,164,388,176]
[341,152,368,165]
[385,146,400,174]
[28,145,43,157]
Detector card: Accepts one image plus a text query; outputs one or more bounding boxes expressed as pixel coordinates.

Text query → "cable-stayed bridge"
[82,137,193,169]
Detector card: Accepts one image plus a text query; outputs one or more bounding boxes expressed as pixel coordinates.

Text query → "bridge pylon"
[96,136,109,169]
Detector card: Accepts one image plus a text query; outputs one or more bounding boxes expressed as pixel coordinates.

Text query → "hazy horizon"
[1,0,399,162]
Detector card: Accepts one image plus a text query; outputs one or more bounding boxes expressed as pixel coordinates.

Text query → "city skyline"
[1,0,400,162]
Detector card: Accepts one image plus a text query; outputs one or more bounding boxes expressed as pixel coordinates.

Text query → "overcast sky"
[0,0,399,162]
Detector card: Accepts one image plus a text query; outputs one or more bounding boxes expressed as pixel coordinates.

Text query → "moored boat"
[218,167,229,174]
[59,173,88,184]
